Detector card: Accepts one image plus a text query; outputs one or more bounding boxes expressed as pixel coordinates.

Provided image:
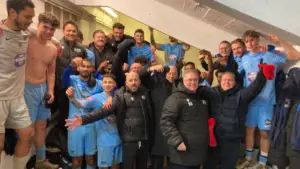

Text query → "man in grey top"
[0,0,35,169]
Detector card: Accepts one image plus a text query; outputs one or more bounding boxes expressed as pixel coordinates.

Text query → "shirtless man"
[24,12,59,169]
[0,1,35,169]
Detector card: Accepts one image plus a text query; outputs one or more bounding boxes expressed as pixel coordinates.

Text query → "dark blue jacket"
[199,71,266,139]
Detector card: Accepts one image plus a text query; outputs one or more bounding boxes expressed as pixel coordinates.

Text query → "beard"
[15,16,28,31]
[80,72,90,78]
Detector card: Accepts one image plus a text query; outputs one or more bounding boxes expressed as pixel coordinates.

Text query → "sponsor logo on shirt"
[186,98,193,106]
[74,48,81,53]
[247,72,258,82]
[168,54,177,61]
[84,96,93,101]
[14,53,26,67]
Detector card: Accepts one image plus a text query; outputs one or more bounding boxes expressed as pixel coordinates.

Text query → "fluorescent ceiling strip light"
[102,7,118,18]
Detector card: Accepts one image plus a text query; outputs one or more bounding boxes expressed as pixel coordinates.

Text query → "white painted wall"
[216,0,300,38]
[72,0,237,53]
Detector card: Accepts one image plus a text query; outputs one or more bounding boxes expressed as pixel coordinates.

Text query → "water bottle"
[61,157,72,169]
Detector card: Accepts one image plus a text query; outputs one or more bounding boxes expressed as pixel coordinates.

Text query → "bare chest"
[27,39,54,64]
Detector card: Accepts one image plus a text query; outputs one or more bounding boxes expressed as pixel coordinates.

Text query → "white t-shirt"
[0,23,29,100]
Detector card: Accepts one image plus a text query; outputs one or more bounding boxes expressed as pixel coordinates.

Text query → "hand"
[259,45,268,52]
[66,87,75,98]
[71,57,83,67]
[218,57,227,66]
[123,63,129,72]
[107,115,116,124]
[267,33,280,44]
[177,142,187,151]
[65,114,83,130]
[149,27,154,32]
[103,96,113,109]
[199,54,206,61]
[98,61,109,71]
[200,72,208,79]
[151,45,156,52]
[149,65,164,73]
[47,92,55,104]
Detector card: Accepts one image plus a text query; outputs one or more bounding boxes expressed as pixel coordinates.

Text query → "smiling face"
[102,76,116,93]
[219,42,231,59]
[93,31,107,47]
[166,66,178,83]
[63,23,78,41]
[10,7,35,31]
[183,71,199,92]
[244,36,260,52]
[220,72,236,91]
[231,42,246,57]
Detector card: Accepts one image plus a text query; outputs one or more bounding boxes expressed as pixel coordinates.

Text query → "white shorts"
[0,97,32,133]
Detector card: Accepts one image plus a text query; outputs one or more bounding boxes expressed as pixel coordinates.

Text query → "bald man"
[66,71,153,169]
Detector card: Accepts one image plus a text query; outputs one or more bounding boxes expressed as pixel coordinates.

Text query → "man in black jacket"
[53,20,87,123]
[88,30,113,69]
[65,71,153,169]
[139,65,178,169]
[201,68,267,169]
[161,69,210,169]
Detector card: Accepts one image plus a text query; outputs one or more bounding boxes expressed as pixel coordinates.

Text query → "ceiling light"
[101,7,118,18]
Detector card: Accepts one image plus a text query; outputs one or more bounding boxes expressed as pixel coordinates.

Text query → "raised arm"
[182,42,190,51]
[139,65,169,89]
[240,70,267,102]
[149,27,163,50]
[268,34,300,60]
[206,53,214,85]
[111,39,135,86]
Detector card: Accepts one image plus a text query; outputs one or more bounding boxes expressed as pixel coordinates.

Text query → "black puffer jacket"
[56,38,87,88]
[161,82,209,166]
[88,42,113,69]
[199,70,266,139]
[139,67,172,156]
[81,86,153,143]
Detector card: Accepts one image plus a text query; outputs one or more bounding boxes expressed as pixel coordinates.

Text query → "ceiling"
[156,0,300,45]
[157,0,259,36]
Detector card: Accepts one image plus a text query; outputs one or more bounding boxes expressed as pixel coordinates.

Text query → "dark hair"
[219,40,231,46]
[134,29,144,35]
[93,29,105,38]
[7,0,35,15]
[243,30,260,40]
[63,20,78,31]
[77,30,83,40]
[221,71,236,80]
[38,12,59,28]
[231,38,246,47]
[112,22,125,30]
[102,73,116,82]
[134,56,148,66]
[184,62,195,68]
